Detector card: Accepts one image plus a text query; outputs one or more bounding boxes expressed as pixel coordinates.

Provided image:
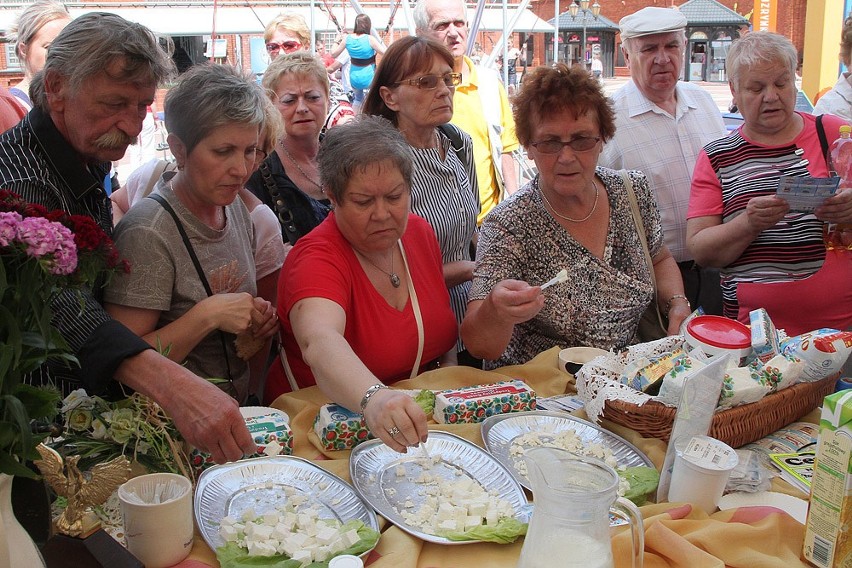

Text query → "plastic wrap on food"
[781,329,852,382]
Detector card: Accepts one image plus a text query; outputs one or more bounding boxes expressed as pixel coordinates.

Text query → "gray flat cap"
[619,7,687,40]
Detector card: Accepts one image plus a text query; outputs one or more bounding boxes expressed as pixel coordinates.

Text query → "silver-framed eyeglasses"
[530,136,601,154]
[395,72,462,90]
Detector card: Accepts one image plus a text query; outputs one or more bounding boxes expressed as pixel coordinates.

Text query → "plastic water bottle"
[825,124,852,251]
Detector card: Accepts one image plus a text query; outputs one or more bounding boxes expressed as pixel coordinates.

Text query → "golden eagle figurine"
[34,443,132,537]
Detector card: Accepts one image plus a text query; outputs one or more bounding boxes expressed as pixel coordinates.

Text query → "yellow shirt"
[451,56,519,224]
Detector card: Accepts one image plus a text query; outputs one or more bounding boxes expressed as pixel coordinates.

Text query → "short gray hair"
[413,0,467,34]
[9,0,70,75]
[727,31,797,86]
[165,64,266,155]
[318,115,413,202]
[262,50,329,98]
[34,12,174,111]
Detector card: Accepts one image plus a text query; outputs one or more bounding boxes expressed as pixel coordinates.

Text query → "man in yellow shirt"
[415,0,519,224]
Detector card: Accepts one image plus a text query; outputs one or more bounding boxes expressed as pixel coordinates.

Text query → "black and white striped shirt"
[408,125,479,351]
[0,108,150,396]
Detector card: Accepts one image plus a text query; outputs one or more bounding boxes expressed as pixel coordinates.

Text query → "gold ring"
[387,426,401,438]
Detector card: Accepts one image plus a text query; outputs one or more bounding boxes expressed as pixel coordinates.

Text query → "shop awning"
[0,4,552,36]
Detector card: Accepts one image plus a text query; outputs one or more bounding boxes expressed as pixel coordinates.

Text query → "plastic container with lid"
[329,555,365,568]
[684,315,752,363]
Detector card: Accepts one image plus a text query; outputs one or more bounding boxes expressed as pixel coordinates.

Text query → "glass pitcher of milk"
[517,447,644,568]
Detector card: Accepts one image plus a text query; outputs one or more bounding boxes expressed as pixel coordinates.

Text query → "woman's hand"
[362,388,429,453]
[461,280,545,360]
[250,297,278,340]
[666,302,692,335]
[743,195,789,234]
[488,280,545,324]
[202,292,256,334]
[816,186,852,224]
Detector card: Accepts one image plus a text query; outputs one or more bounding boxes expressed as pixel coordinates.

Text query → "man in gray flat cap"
[599,6,727,315]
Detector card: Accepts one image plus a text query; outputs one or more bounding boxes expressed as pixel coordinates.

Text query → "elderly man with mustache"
[0,12,257,466]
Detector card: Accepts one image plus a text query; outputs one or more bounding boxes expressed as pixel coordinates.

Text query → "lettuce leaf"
[619,466,660,506]
[414,389,436,415]
[438,517,528,544]
[215,520,379,568]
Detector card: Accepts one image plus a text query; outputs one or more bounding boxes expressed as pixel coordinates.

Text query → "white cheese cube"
[246,540,277,557]
[219,524,240,541]
[315,526,338,546]
[467,501,486,517]
[220,515,240,528]
[314,545,332,562]
[291,549,312,566]
[270,523,291,540]
[436,502,455,521]
[438,519,458,532]
[465,516,482,529]
[241,507,257,522]
[339,529,361,548]
[287,532,310,549]
[250,523,274,540]
[261,512,280,525]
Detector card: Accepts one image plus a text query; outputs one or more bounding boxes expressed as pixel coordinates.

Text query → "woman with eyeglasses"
[329,13,386,110]
[363,36,480,367]
[461,64,687,369]
[105,64,279,404]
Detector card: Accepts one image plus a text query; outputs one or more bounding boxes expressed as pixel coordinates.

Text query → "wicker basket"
[601,374,838,448]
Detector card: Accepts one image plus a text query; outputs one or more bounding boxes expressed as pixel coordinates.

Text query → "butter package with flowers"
[433,380,536,424]
[191,408,292,475]
[313,403,373,451]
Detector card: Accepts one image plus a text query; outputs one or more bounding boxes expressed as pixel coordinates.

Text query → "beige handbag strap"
[620,170,666,329]
[399,240,425,379]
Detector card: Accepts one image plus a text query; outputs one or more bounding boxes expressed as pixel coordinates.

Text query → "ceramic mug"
[118,472,194,568]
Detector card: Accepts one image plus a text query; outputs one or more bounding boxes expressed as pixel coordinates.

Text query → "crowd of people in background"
[0,0,850,457]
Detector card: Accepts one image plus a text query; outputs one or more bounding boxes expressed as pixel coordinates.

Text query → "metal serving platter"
[349,431,530,545]
[481,410,654,491]
[194,455,379,551]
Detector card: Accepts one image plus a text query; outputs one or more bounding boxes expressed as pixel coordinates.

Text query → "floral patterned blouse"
[469,167,664,369]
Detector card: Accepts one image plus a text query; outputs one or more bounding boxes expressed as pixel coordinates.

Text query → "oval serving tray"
[349,431,530,545]
[481,410,654,490]
[194,455,378,552]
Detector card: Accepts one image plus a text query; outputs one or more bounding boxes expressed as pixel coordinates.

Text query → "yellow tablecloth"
[182,347,816,568]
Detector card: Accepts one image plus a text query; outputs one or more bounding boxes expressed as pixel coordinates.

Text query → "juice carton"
[803,390,852,567]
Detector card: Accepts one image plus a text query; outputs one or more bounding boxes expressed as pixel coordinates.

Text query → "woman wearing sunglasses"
[363,36,480,367]
[461,64,688,369]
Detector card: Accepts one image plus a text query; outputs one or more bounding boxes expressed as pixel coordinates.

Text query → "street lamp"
[568,0,601,68]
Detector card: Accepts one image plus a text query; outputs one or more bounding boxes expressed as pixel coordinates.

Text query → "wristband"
[665,294,690,316]
[359,384,388,413]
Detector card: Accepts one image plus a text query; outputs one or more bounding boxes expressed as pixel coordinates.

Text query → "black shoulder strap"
[816,114,832,172]
[148,193,213,295]
[147,192,237,390]
[259,160,300,246]
[438,123,469,167]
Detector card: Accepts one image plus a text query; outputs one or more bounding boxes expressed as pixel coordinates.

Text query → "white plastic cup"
[668,435,739,514]
[118,473,194,568]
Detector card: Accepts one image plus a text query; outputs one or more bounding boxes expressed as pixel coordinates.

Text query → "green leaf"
[619,466,660,506]
[439,517,528,543]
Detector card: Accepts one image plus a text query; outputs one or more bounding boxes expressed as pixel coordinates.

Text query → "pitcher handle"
[612,497,644,568]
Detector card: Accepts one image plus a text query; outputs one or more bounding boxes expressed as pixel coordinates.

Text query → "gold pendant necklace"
[539,177,600,223]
